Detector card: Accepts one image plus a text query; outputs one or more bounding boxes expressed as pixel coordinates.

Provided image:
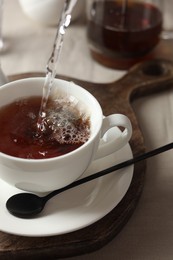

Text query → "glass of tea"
[86,0,163,70]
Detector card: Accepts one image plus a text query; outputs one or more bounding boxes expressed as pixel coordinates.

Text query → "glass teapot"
[86,0,163,70]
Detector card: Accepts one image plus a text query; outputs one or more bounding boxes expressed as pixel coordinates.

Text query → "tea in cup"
[0,78,132,192]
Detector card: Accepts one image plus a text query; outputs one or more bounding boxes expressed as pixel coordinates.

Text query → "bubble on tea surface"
[45,95,90,144]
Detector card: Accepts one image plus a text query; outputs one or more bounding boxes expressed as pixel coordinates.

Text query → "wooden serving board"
[1,59,173,259]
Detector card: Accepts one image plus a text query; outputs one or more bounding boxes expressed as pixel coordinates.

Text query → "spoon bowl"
[7,193,45,218]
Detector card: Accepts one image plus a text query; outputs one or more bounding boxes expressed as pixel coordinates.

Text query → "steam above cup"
[0,78,132,192]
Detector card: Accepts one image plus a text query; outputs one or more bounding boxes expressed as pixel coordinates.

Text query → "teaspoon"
[6,142,173,218]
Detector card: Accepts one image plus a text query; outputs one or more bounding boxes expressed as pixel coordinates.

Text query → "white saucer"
[0,128,133,237]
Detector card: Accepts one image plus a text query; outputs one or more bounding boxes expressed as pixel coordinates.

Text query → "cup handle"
[94,114,132,160]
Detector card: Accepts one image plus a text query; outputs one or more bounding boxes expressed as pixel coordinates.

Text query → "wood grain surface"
[1,59,173,259]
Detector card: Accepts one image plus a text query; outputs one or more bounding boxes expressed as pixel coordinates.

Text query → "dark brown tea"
[87,0,162,69]
[0,96,90,159]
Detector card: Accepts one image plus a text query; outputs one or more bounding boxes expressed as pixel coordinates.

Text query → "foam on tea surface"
[42,95,90,145]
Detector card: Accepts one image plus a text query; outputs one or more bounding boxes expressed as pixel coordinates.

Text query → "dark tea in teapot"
[87,0,163,69]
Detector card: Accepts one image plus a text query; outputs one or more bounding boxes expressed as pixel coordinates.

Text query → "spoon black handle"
[45,142,173,201]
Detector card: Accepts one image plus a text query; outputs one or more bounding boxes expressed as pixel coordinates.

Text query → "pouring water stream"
[37,0,78,131]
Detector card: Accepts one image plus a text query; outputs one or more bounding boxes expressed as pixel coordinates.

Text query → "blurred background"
[1,0,126,82]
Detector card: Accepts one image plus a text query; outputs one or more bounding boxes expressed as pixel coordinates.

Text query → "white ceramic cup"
[18,0,86,26]
[0,78,132,192]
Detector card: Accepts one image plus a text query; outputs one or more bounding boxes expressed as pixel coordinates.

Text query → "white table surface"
[1,1,173,260]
